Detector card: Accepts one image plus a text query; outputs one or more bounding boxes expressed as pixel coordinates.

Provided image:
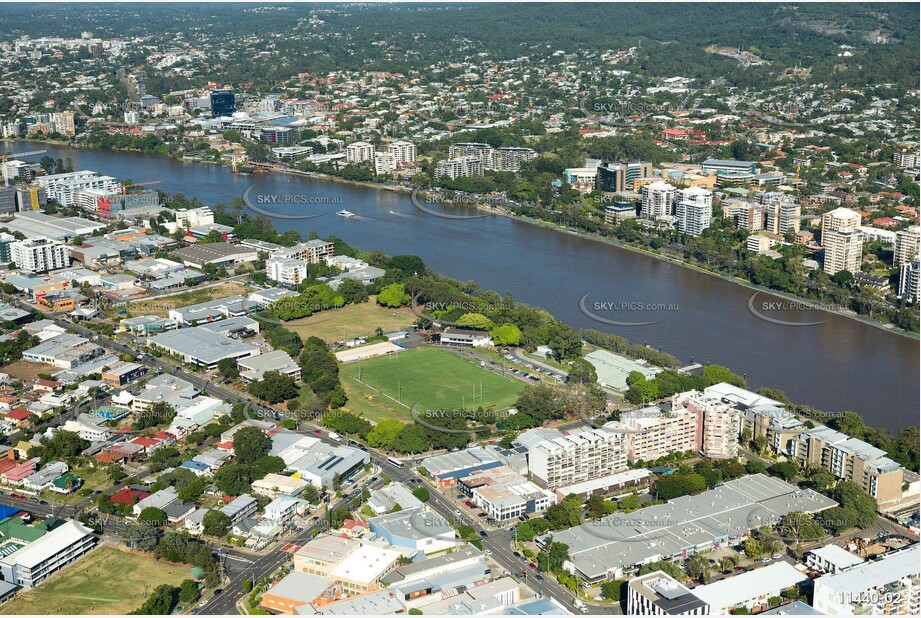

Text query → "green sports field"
[340,347,522,423]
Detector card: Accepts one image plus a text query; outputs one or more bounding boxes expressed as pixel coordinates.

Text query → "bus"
[387,457,404,468]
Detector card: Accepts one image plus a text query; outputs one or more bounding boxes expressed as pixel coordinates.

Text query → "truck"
[573,599,588,614]
[328,432,341,442]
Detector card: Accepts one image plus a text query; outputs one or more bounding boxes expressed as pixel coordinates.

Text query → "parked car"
[456,494,465,499]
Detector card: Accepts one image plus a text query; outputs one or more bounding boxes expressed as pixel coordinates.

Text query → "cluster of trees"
[818,481,879,534]
[134,401,176,430]
[351,411,480,454]
[213,427,285,495]
[149,467,209,503]
[299,336,346,408]
[625,364,744,404]
[261,323,304,357]
[38,430,89,464]
[653,459,764,500]
[830,411,920,473]
[322,410,373,439]
[248,370,300,404]
[505,383,605,430]
[0,330,39,364]
[271,284,344,321]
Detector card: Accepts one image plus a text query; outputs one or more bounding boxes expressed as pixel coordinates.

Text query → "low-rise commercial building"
[550,474,837,582]
[805,544,866,574]
[368,508,456,554]
[693,562,808,614]
[147,326,260,369]
[627,571,709,615]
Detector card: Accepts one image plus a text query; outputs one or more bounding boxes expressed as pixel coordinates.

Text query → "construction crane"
[121,179,163,195]
[1,149,47,186]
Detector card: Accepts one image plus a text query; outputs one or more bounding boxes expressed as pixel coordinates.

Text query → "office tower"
[210,89,236,118]
[597,161,653,193]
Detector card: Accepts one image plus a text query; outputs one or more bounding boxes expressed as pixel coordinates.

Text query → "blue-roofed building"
[179,460,211,477]
[421,447,502,487]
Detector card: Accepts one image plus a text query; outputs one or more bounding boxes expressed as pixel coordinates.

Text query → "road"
[3,294,609,614]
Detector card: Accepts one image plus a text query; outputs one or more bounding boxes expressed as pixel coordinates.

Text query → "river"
[3,142,918,431]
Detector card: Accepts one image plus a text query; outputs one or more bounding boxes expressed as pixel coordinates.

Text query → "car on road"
[454,510,461,516]
[512,551,520,558]
[213,589,223,596]
[313,430,322,435]
[484,549,492,555]
[535,574,543,581]
[479,531,488,537]
[528,562,537,570]
[772,553,782,559]
[198,601,208,608]
[759,557,771,563]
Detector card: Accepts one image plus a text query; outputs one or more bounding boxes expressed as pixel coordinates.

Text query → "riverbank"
[4,138,916,338]
[231,162,919,340]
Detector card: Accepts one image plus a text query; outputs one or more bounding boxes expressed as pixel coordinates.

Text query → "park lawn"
[339,347,523,424]
[281,298,416,343]
[125,282,248,317]
[0,546,189,615]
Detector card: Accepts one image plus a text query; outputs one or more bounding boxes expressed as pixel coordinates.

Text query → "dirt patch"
[0,359,56,381]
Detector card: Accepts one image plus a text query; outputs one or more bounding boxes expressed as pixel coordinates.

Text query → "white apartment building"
[434,156,484,180]
[274,239,335,263]
[345,141,375,164]
[813,546,919,615]
[671,390,741,459]
[266,257,309,287]
[892,151,919,169]
[174,207,215,229]
[493,147,538,172]
[448,142,494,168]
[898,258,920,302]
[607,406,698,463]
[387,140,417,164]
[894,226,920,267]
[674,186,713,236]
[641,181,676,219]
[526,427,627,488]
[35,170,120,207]
[52,111,75,136]
[747,234,775,254]
[821,207,861,247]
[374,152,397,176]
[11,237,69,272]
[823,228,863,275]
